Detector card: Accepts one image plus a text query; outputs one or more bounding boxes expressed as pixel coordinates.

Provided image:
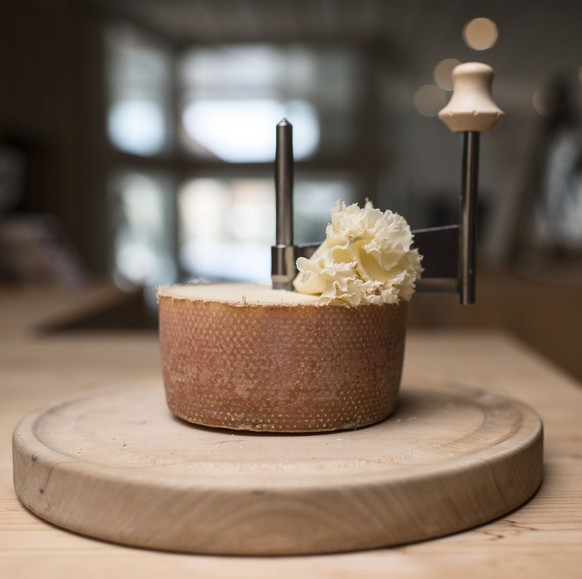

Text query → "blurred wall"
[0,0,108,275]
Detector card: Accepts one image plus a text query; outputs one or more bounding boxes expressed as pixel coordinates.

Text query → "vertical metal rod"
[460,131,480,304]
[275,119,294,247]
[271,118,296,290]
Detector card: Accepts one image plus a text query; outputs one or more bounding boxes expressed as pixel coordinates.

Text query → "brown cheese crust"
[158,285,407,432]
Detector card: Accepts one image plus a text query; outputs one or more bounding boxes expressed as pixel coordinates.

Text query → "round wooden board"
[13,381,543,556]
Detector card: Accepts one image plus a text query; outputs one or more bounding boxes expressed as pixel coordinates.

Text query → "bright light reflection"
[463,18,498,51]
[114,173,175,286]
[178,177,355,283]
[414,84,448,117]
[434,58,460,91]
[182,99,319,162]
[179,178,274,282]
[109,100,165,156]
[532,88,548,117]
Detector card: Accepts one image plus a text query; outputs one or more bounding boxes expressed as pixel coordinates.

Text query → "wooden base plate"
[13,381,543,556]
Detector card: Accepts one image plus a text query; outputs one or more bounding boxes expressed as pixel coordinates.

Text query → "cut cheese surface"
[158,283,321,306]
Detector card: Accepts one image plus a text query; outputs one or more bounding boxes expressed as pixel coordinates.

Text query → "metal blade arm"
[413,225,459,293]
[295,225,460,294]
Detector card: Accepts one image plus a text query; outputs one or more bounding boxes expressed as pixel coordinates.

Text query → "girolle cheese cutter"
[271,62,504,304]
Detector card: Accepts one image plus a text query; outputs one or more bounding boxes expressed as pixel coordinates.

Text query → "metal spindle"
[460,131,480,304]
[271,119,296,290]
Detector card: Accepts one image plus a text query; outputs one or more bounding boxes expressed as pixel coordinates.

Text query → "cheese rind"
[158,284,406,432]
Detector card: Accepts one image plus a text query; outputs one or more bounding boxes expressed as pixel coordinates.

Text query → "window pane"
[178,45,361,162]
[110,170,176,287]
[105,23,172,156]
[178,177,356,283]
[182,99,319,162]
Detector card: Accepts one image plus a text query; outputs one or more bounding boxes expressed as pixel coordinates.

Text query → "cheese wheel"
[158,284,407,433]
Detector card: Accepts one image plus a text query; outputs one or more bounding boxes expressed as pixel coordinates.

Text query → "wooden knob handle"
[438,62,504,133]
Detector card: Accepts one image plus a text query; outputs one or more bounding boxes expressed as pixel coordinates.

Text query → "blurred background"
[1,0,581,379]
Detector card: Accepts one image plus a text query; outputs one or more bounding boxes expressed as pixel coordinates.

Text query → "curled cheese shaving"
[293,200,422,305]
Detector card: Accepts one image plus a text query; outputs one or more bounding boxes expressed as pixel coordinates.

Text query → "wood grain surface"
[13,381,542,555]
[2,286,582,577]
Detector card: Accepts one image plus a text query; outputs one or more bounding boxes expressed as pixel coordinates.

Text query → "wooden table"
[2,286,582,578]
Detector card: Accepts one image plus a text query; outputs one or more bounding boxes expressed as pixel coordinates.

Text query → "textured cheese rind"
[159,283,407,433]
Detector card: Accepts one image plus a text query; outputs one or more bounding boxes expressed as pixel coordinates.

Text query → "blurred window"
[182,99,319,162]
[105,28,363,287]
[110,171,176,287]
[179,177,356,283]
[105,24,172,156]
[178,45,360,161]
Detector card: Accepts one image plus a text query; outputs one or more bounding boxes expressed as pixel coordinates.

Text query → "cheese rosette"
[293,200,422,305]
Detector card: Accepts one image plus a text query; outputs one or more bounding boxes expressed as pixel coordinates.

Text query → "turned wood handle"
[438,62,504,133]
